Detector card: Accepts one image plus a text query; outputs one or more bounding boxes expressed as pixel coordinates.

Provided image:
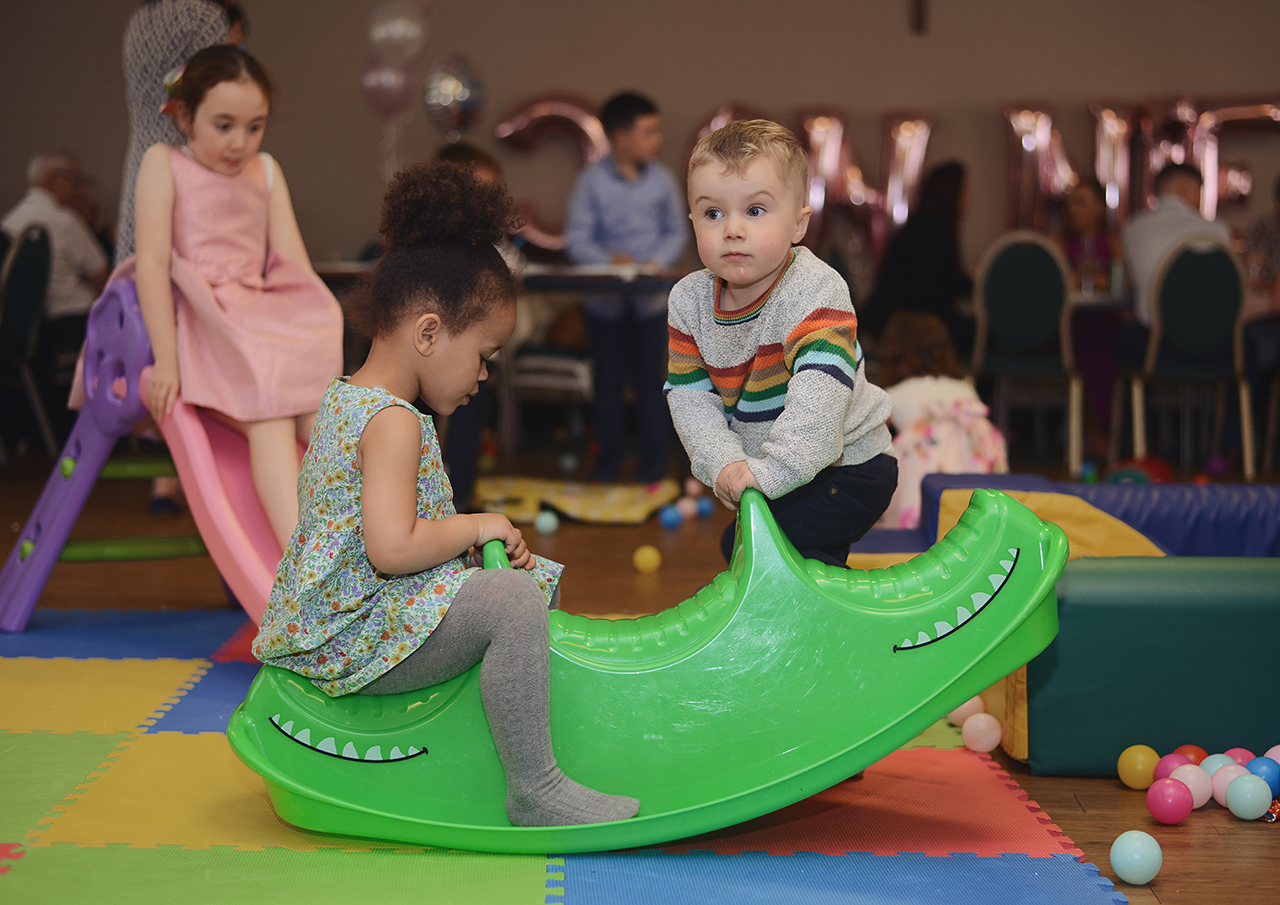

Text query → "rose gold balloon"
[493,94,610,250]
[359,56,414,119]
[1001,105,1078,231]
[1090,102,1137,228]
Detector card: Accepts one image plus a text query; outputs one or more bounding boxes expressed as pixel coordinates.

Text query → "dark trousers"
[720,453,899,567]
[584,309,669,482]
[442,369,493,513]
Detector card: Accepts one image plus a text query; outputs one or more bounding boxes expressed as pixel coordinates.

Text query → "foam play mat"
[474,475,680,524]
[0,609,1126,904]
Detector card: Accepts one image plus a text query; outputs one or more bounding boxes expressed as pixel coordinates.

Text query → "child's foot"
[507,768,639,827]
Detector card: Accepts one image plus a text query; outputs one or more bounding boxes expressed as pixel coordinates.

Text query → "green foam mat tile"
[899,717,964,749]
[1,844,552,904]
[0,731,131,839]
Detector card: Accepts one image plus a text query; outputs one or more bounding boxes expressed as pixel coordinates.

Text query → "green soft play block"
[1027,557,1280,776]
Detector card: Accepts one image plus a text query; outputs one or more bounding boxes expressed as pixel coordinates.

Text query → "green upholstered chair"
[0,225,56,461]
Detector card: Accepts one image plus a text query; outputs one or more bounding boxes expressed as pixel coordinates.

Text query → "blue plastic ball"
[1109,830,1162,886]
[533,510,560,536]
[1246,756,1280,798]
[1080,461,1098,483]
[658,505,683,529]
[696,496,715,518]
[1199,753,1236,778]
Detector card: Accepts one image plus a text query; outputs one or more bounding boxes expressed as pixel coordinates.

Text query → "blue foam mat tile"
[143,660,262,734]
[557,852,1126,905]
[0,609,248,660]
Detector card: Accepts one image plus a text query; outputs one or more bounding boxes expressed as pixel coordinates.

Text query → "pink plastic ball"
[1146,777,1195,824]
[1152,753,1192,782]
[1224,747,1256,766]
[947,695,985,727]
[1212,764,1250,807]
[961,712,1002,753]
[675,496,699,520]
[683,477,703,498]
[1265,744,1280,763]
[1169,763,1213,809]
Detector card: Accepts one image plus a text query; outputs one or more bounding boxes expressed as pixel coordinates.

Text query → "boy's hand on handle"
[147,355,181,421]
[471,513,534,570]
[714,460,761,511]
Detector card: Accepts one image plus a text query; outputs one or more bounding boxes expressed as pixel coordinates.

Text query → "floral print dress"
[254,378,563,696]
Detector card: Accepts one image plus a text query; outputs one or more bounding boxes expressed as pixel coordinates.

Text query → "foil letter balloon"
[493,94,610,250]
[368,1,428,69]
[423,56,485,142]
[1001,105,1078,230]
[1089,103,1137,228]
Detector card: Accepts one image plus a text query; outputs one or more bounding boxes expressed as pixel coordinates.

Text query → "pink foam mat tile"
[659,747,1084,859]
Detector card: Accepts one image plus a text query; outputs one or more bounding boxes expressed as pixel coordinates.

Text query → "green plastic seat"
[228,487,1067,853]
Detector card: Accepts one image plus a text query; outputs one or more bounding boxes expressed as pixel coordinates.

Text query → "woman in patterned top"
[252,162,639,828]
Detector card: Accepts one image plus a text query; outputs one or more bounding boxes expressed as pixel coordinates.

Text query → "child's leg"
[242,417,302,549]
[361,569,639,827]
[631,312,670,483]
[584,313,626,482]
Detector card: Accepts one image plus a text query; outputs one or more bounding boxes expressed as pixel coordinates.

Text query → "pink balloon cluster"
[359,1,430,120]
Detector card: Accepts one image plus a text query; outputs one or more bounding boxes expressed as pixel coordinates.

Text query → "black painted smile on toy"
[892,547,1020,653]
[269,713,429,763]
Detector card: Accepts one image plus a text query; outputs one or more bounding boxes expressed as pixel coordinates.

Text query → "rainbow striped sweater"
[665,246,893,499]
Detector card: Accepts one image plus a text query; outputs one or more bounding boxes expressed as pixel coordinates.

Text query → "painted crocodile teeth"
[269,714,428,762]
[894,548,1020,652]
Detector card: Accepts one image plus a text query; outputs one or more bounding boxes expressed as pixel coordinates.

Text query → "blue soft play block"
[0,609,248,660]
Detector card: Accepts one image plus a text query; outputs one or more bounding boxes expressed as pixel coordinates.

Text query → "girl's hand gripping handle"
[482,539,512,570]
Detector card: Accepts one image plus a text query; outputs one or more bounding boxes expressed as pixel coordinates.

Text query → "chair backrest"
[1146,234,1243,373]
[971,230,1071,372]
[0,225,53,365]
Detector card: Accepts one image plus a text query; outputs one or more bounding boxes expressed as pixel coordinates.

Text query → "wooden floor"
[1,444,1275,903]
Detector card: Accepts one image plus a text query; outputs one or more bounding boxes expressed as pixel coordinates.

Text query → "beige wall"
[4,0,1279,274]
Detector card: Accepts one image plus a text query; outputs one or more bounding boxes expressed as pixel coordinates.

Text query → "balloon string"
[383,115,403,183]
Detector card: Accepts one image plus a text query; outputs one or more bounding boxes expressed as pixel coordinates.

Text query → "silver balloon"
[423,56,485,141]
[369,1,428,69]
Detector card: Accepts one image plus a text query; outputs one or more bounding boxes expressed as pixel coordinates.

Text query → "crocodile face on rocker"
[229,488,1067,855]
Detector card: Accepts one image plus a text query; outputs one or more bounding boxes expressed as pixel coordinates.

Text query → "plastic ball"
[1245,756,1280,798]
[1146,777,1194,825]
[1226,773,1274,820]
[1152,753,1192,782]
[1192,473,1211,486]
[632,545,662,573]
[533,510,559,536]
[657,505,683,530]
[1169,763,1213,809]
[696,496,716,518]
[1117,745,1160,790]
[675,496,699,520]
[683,477,703,498]
[1198,753,1236,778]
[1211,764,1250,807]
[1172,744,1208,765]
[1109,830,1162,886]
[557,452,578,476]
[961,712,1002,753]
[947,695,985,727]
[1224,747,1255,766]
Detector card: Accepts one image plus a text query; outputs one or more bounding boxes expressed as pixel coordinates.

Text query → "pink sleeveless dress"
[165,148,343,421]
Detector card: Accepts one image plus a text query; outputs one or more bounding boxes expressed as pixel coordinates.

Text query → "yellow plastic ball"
[632,544,662,573]
[1117,744,1160,790]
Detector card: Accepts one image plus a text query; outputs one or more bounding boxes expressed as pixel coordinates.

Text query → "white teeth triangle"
[934,621,953,635]
[294,728,311,744]
[1000,559,1014,573]
[972,592,991,610]
[916,631,931,645]
[957,606,972,624]
[989,574,1004,592]
[365,746,382,761]
[407,746,420,756]
[390,746,404,759]
[271,713,282,725]
[280,720,293,735]
[901,638,913,648]
[1009,547,1018,557]
[317,737,337,755]
[342,742,359,759]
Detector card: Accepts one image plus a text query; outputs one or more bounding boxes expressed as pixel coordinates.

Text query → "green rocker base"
[227,488,1068,854]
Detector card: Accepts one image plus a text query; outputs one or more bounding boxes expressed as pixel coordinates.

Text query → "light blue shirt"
[565,155,688,320]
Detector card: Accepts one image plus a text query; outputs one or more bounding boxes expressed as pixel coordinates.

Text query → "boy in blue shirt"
[565,92,688,483]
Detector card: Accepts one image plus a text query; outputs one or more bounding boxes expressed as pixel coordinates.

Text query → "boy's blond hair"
[688,119,809,205]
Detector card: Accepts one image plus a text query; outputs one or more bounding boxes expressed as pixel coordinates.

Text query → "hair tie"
[159,63,186,115]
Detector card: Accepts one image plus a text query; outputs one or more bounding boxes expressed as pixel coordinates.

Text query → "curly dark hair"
[346,162,520,338]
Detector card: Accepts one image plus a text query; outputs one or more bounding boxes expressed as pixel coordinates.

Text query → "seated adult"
[2,150,109,442]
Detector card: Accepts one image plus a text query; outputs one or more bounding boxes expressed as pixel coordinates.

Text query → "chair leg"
[1179,383,1193,473]
[1265,375,1280,474]
[19,364,60,458]
[1107,377,1124,465]
[1131,378,1147,460]
[1067,375,1083,477]
[1239,378,1255,481]
[1209,383,1226,462]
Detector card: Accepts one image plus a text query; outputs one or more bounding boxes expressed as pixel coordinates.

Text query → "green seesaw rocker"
[228,486,1068,854]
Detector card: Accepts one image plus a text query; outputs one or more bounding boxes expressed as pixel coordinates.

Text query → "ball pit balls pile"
[1109,741,1280,885]
[658,481,716,529]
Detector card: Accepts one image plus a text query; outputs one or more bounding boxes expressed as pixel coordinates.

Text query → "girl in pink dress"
[133,45,343,548]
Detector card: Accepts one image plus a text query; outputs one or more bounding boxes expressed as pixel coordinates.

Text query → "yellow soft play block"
[0,658,207,734]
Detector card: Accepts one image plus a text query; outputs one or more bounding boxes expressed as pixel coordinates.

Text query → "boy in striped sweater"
[665,120,897,566]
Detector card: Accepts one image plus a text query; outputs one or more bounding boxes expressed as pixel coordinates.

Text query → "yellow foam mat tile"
[475,475,679,524]
[0,658,208,734]
[27,731,427,852]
